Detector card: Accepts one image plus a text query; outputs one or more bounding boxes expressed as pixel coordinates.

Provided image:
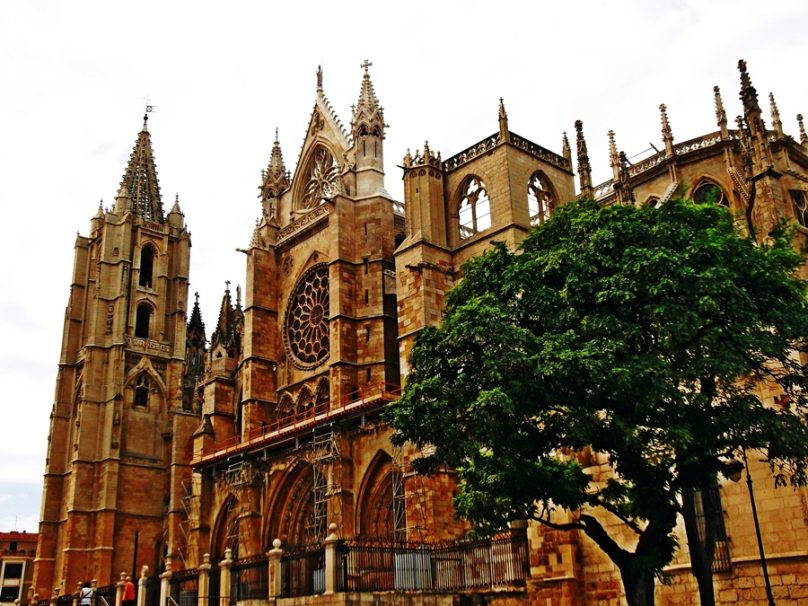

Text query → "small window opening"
[135,304,151,338]
[139,246,155,288]
[527,173,556,226]
[458,177,491,240]
[134,375,149,407]
[364,289,369,304]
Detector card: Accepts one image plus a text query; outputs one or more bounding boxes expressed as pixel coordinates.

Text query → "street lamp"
[723,451,775,606]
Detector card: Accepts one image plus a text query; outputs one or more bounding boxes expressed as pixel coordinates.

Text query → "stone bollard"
[267,539,283,598]
[136,566,148,606]
[197,554,211,606]
[159,556,173,606]
[115,572,126,606]
[219,548,233,606]
[324,523,340,595]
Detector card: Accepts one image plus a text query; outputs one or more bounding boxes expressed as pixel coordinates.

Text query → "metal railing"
[337,531,529,593]
[169,568,199,606]
[280,545,325,598]
[231,555,268,601]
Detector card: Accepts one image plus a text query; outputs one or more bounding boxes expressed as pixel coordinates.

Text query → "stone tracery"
[284,264,330,369]
[302,148,340,209]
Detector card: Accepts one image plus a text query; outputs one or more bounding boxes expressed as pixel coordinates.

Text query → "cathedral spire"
[714,85,729,139]
[259,128,290,218]
[351,60,387,194]
[660,103,674,157]
[117,116,164,222]
[575,120,593,199]
[769,92,784,139]
[351,60,385,140]
[608,130,620,181]
[562,131,571,164]
[498,98,510,143]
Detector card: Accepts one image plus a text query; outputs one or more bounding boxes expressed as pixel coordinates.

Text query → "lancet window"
[134,374,150,407]
[527,172,556,226]
[791,190,808,228]
[139,245,155,288]
[458,176,491,240]
[135,303,152,338]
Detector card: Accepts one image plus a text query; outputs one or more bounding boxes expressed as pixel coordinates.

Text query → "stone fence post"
[115,572,126,606]
[219,549,233,606]
[267,539,283,598]
[136,566,148,606]
[197,554,211,606]
[72,582,81,606]
[324,523,339,595]
[159,556,173,606]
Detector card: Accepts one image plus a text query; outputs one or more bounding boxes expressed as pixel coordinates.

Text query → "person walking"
[123,576,136,606]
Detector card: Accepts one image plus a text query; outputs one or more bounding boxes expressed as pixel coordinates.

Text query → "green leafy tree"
[386,199,808,606]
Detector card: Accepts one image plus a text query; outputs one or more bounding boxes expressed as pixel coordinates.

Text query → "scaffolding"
[308,426,342,542]
[391,444,428,542]
[176,479,198,567]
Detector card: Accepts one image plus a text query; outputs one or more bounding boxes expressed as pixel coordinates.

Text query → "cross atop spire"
[361,59,372,75]
[351,59,385,140]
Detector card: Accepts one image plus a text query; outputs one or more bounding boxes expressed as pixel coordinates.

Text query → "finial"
[660,103,674,156]
[738,58,761,114]
[274,127,279,142]
[316,65,323,92]
[175,192,180,204]
[608,130,620,181]
[360,59,372,75]
[714,85,728,139]
[498,98,510,143]
[194,291,200,305]
[225,279,231,292]
[798,114,808,146]
[562,131,571,163]
[769,92,784,139]
[575,120,593,198]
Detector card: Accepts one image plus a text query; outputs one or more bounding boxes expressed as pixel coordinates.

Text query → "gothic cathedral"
[33,61,808,605]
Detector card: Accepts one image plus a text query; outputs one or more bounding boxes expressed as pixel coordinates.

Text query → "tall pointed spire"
[210,281,242,356]
[117,115,164,222]
[659,104,674,157]
[561,131,571,164]
[259,128,290,216]
[498,98,510,143]
[351,60,386,140]
[738,59,772,169]
[798,114,808,148]
[608,130,620,181]
[575,120,593,199]
[714,85,729,139]
[769,92,784,139]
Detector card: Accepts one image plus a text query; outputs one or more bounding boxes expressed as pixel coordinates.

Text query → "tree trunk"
[682,487,717,606]
[619,561,656,606]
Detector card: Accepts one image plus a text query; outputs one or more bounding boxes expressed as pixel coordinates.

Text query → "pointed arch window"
[693,180,728,207]
[458,177,491,240]
[139,246,155,288]
[134,374,150,407]
[135,304,152,338]
[791,190,808,228]
[527,172,556,226]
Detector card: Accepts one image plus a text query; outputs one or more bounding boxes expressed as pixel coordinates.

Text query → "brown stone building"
[32,61,808,605]
[0,532,36,604]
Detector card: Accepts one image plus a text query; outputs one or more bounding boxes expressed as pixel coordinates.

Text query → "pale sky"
[1,0,806,533]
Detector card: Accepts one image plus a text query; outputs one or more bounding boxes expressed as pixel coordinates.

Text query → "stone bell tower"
[32,115,198,597]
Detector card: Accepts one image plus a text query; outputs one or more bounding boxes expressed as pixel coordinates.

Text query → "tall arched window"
[135,304,152,338]
[139,246,155,288]
[527,172,556,226]
[134,374,150,407]
[458,176,491,240]
[791,190,808,228]
[692,180,728,207]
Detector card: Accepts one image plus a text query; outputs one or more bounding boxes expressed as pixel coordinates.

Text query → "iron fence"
[169,568,199,606]
[94,585,116,606]
[56,596,73,606]
[207,566,220,606]
[231,555,268,601]
[280,545,325,598]
[338,531,529,593]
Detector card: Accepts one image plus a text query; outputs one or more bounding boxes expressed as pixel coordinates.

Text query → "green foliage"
[386,198,808,577]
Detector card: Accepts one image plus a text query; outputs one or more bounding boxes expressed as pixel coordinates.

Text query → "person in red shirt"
[123,576,136,606]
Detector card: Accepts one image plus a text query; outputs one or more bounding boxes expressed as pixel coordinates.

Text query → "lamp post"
[725,451,775,606]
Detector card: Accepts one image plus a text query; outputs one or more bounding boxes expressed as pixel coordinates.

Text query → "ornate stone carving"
[303,148,340,208]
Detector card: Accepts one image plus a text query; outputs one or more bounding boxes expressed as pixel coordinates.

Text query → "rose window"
[303,149,339,209]
[284,264,330,368]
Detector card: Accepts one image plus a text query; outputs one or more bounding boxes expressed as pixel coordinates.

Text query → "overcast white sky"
[1,0,806,533]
